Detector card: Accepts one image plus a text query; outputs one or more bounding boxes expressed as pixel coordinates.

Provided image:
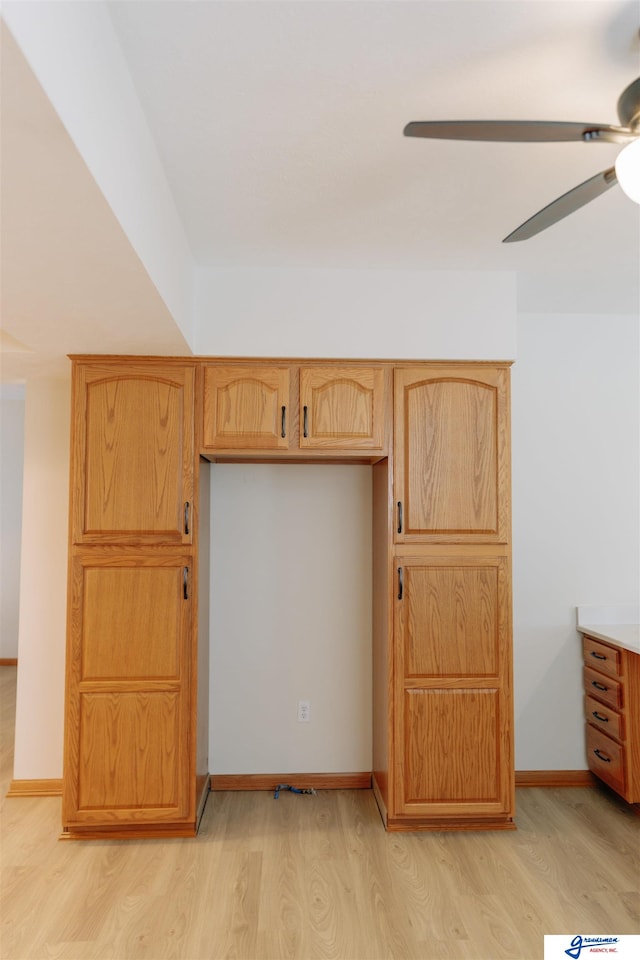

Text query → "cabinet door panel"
[299,366,385,449]
[394,366,510,543]
[73,363,194,544]
[63,554,192,827]
[77,691,181,811]
[401,689,505,807]
[401,561,504,679]
[202,365,290,449]
[394,555,513,819]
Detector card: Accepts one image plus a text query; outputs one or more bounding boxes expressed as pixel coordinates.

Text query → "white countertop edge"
[577,623,640,654]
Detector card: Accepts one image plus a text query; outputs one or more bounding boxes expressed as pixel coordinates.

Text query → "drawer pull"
[281,406,286,439]
[593,748,611,763]
[303,405,309,438]
[591,680,608,692]
[397,501,403,535]
[590,651,607,661]
[592,711,609,723]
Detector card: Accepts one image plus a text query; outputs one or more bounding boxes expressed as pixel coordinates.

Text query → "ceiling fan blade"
[502,168,617,243]
[403,120,632,143]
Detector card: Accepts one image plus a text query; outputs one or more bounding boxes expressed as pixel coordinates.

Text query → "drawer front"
[586,725,625,795]
[583,666,622,710]
[584,695,624,742]
[583,636,622,679]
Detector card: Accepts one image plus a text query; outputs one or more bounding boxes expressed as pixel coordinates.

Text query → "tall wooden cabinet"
[62,360,208,839]
[63,357,512,837]
[372,365,514,830]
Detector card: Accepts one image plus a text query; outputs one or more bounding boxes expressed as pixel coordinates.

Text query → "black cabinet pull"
[590,651,607,661]
[592,711,609,723]
[397,567,403,601]
[594,749,611,763]
[303,405,309,438]
[183,567,189,600]
[591,680,608,692]
[281,406,286,439]
[397,501,403,535]
[184,502,190,536]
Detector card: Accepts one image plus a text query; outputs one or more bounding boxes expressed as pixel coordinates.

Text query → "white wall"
[0,386,25,659]
[210,464,372,773]
[12,377,70,780]
[2,1,195,346]
[195,266,517,360]
[512,312,639,770]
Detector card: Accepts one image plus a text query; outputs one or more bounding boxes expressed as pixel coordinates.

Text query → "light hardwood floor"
[1,666,638,960]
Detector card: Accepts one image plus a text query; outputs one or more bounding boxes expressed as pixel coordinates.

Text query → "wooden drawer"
[586,724,625,795]
[584,694,624,742]
[583,636,622,679]
[583,666,622,710]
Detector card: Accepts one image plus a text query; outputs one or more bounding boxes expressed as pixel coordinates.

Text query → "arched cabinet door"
[393,366,510,543]
[299,366,385,449]
[202,365,291,450]
[72,362,195,545]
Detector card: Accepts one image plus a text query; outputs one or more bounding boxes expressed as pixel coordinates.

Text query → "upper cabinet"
[394,365,510,543]
[202,365,291,450]
[71,362,195,545]
[299,366,385,450]
[202,363,387,454]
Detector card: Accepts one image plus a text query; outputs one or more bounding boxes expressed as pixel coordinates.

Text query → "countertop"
[577,623,640,655]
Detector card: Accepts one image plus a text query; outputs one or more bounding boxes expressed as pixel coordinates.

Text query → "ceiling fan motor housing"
[617,77,640,131]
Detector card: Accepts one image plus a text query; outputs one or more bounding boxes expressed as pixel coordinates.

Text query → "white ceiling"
[106,0,640,271]
[1,1,639,383]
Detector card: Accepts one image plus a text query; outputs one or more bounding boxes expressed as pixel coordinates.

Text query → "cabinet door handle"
[590,651,607,661]
[183,566,189,600]
[591,680,608,692]
[592,711,609,723]
[281,406,286,439]
[397,567,403,601]
[397,501,403,535]
[303,405,309,438]
[593,749,611,763]
[184,501,190,536]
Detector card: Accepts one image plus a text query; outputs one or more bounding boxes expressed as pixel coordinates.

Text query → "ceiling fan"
[404,77,640,242]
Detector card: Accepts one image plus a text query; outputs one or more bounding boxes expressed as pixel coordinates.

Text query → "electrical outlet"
[297,700,311,722]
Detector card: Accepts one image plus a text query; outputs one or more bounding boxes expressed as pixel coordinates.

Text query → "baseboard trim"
[210,772,372,791]
[515,770,597,788]
[0,658,18,666]
[7,778,63,797]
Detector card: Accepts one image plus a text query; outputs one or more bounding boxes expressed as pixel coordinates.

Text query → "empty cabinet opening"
[209,463,373,775]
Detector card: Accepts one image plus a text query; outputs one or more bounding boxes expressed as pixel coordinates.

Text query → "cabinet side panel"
[372,459,391,812]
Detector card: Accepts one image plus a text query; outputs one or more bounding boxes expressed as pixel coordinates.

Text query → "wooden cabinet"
[202,365,291,450]
[375,363,514,830]
[64,356,512,838]
[63,553,193,832]
[581,634,640,805]
[393,366,510,543]
[63,359,204,839]
[71,362,195,545]
[202,362,387,454]
[392,557,512,823]
[299,365,385,449]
